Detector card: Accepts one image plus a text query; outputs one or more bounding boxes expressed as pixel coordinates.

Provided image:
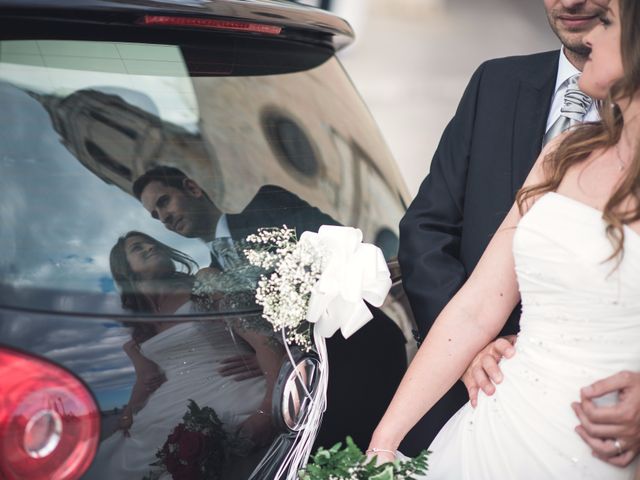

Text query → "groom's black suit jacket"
[208,184,338,270]
[398,51,560,453]
[228,185,338,242]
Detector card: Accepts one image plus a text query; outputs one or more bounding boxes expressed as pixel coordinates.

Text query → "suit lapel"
[511,53,559,196]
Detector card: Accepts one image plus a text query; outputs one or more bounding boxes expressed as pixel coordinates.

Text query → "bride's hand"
[117,412,133,437]
[461,335,516,407]
[218,354,262,380]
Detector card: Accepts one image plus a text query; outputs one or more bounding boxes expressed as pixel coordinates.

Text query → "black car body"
[0,1,415,478]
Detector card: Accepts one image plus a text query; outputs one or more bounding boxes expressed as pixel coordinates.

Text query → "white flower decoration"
[302,225,392,339]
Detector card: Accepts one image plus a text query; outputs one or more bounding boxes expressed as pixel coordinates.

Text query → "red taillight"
[141,15,282,35]
[0,349,100,480]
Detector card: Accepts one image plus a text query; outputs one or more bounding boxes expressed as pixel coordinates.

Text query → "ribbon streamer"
[274,225,392,479]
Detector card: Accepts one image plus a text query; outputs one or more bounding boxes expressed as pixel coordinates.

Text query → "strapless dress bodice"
[514,192,640,383]
[424,192,640,480]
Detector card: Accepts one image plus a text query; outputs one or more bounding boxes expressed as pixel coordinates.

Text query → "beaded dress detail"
[87,304,266,480]
[422,192,640,479]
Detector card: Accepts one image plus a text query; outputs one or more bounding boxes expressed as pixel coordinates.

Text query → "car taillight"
[0,348,100,480]
[140,15,282,35]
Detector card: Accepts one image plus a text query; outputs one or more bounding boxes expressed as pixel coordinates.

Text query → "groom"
[132,166,338,269]
[132,165,408,448]
[399,0,640,464]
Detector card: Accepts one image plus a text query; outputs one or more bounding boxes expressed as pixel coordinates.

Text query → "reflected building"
[32,61,406,251]
[31,88,217,196]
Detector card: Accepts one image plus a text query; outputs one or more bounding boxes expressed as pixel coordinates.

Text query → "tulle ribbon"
[303,225,392,338]
[275,225,392,480]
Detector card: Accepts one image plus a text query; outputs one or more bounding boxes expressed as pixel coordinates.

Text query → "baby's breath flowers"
[244,226,327,350]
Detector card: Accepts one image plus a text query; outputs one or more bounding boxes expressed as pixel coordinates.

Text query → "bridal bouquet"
[300,437,429,480]
[244,225,393,480]
[244,225,391,349]
[143,400,246,480]
[244,226,324,350]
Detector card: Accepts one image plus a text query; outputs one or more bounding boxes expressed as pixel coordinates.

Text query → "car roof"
[0,0,354,51]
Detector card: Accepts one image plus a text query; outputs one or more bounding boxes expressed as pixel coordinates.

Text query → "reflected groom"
[131,166,337,379]
[132,166,336,270]
[131,165,408,448]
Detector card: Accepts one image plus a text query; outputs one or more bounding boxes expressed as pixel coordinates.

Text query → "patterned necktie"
[543,74,592,146]
[211,237,241,270]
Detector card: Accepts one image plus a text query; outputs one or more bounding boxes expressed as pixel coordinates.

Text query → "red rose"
[168,423,186,444]
[172,462,199,480]
[165,454,180,474]
[178,431,206,462]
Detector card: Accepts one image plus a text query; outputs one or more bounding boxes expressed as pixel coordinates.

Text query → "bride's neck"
[137,276,193,314]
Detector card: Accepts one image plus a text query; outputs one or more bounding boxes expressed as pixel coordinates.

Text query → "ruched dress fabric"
[87,307,266,480]
[421,192,640,479]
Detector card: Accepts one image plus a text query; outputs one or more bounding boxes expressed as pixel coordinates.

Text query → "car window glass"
[0,40,406,316]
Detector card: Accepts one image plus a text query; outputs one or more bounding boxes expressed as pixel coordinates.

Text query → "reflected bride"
[85,231,284,480]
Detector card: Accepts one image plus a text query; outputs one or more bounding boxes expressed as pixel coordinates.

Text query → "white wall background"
[337,0,560,196]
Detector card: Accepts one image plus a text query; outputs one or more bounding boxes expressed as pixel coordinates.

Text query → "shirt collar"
[554,48,582,94]
[214,213,231,239]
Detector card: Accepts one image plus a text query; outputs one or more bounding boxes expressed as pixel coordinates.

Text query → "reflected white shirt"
[214,214,231,240]
[206,214,234,269]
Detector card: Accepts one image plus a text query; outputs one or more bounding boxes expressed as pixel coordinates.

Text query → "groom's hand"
[572,371,640,467]
[461,335,516,407]
[219,353,263,380]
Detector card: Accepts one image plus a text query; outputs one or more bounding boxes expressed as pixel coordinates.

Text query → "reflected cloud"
[0,81,210,314]
[0,311,135,408]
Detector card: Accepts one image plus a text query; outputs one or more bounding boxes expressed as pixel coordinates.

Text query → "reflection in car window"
[0,40,406,316]
[0,37,413,478]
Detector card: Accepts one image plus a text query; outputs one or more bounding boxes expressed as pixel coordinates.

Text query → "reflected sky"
[0,80,210,313]
[0,40,262,412]
[0,310,134,410]
[0,40,199,129]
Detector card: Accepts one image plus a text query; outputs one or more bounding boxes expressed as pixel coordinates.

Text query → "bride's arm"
[370,203,520,452]
[369,143,554,455]
[118,339,165,432]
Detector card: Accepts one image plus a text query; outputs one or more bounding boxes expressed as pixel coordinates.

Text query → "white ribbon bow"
[301,225,392,339]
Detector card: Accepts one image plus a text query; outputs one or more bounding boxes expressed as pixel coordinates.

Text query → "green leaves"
[298,437,429,480]
[369,465,394,480]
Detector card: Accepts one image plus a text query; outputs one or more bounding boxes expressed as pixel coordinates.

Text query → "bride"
[87,231,284,479]
[369,0,640,478]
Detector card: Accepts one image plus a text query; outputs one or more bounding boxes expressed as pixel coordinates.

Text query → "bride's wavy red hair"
[516,0,640,262]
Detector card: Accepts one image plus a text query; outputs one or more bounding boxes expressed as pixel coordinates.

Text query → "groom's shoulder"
[477,50,559,82]
[246,184,307,210]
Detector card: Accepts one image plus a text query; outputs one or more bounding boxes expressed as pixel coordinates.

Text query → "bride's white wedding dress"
[86,304,266,479]
[422,192,640,479]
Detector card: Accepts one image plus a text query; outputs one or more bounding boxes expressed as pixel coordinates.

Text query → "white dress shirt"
[545,48,600,131]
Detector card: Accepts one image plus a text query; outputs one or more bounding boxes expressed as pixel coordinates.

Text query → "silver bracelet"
[366,447,396,457]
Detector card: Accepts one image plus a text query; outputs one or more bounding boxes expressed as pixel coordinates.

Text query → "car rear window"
[0,39,406,316]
